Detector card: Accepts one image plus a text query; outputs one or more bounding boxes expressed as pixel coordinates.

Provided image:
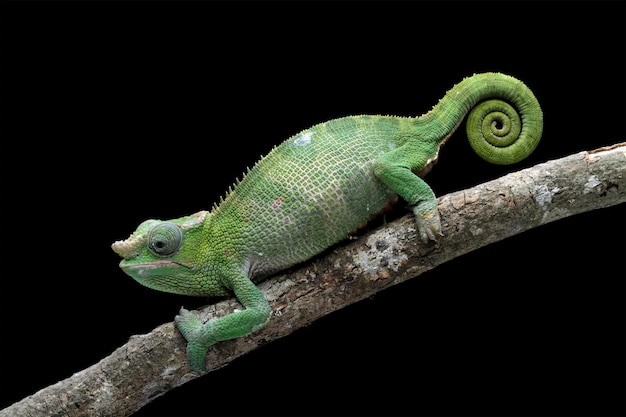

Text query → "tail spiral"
[425,72,544,165]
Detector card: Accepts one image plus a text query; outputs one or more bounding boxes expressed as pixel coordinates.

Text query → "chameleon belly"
[214,115,406,278]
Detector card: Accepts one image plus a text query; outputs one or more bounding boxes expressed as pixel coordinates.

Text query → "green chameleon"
[112,72,543,373]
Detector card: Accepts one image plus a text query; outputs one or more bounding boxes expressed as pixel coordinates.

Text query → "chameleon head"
[111,210,212,296]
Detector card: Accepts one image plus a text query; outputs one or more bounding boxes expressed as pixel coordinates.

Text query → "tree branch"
[3,143,625,417]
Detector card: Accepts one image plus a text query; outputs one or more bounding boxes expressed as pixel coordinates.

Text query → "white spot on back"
[293,131,313,147]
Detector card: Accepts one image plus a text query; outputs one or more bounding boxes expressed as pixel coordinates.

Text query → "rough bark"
[2,143,624,417]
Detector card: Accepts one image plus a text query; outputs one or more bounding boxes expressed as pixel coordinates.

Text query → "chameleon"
[112,72,543,373]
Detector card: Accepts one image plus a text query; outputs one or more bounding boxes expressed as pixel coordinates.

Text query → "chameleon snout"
[112,239,138,259]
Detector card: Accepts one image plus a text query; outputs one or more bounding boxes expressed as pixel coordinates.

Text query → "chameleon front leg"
[373,150,443,243]
[175,274,272,373]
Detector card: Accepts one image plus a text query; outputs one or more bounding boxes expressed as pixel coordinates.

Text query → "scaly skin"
[112,72,543,373]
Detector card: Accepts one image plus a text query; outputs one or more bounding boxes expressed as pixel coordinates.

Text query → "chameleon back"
[212,115,408,279]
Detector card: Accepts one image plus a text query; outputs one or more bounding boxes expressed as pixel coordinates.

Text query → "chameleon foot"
[412,203,443,243]
[175,308,214,373]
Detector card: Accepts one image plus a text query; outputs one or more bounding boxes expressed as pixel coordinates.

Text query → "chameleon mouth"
[120,260,189,271]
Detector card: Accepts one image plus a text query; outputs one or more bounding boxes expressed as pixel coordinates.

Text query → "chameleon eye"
[147,222,183,257]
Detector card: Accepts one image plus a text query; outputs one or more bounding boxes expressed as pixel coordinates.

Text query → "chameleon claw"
[412,205,443,243]
[174,307,216,373]
[421,225,444,243]
[174,307,203,341]
[419,225,442,243]
[185,341,209,374]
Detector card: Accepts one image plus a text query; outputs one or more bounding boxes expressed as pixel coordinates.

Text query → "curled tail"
[422,72,543,165]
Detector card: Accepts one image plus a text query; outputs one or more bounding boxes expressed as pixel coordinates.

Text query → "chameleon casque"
[112,72,543,373]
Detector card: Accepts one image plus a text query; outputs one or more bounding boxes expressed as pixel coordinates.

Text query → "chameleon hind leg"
[373,145,443,242]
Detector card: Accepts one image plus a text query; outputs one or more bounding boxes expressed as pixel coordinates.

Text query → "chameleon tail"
[422,72,543,165]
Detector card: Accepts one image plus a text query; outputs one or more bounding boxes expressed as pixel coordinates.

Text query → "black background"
[1,1,624,416]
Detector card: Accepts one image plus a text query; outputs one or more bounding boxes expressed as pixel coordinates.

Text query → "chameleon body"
[112,72,543,373]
